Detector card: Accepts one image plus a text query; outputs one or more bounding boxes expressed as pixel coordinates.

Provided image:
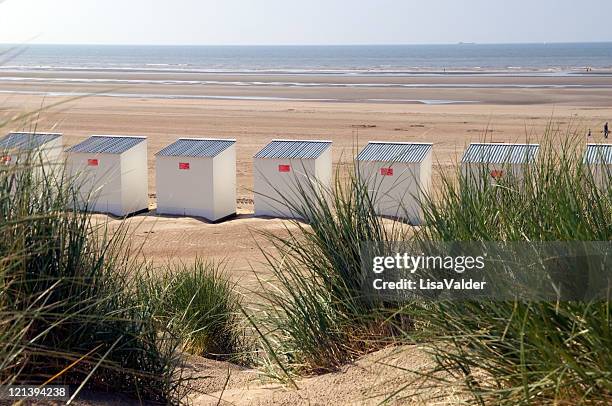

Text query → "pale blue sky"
[0,0,610,45]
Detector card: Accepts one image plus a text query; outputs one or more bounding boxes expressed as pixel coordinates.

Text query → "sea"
[1,43,612,74]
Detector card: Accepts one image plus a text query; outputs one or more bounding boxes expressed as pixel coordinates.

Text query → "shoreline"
[3,66,612,76]
[4,76,612,88]
[1,69,612,105]
[3,68,612,79]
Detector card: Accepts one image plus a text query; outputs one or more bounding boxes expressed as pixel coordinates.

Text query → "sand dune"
[189,345,463,405]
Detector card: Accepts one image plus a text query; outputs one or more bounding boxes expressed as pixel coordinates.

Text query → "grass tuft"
[139,259,248,363]
[0,150,188,403]
[251,162,412,376]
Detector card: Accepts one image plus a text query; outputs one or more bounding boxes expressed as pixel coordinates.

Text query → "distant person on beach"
[605,122,609,139]
[588,129,592,138]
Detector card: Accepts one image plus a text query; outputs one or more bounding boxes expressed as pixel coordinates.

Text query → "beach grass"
[396,129,612,404]
[0,152,189,403]
[138,258,249,363]
[249,163,412,377]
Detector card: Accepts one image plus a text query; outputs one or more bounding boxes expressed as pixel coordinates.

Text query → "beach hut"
[357,142,433,225]
[0,132,63,169]
[253,139,332,218]
[461,143,539,186]
[584,143,611,190]
[66,135,148,216]
[156,138,236,221]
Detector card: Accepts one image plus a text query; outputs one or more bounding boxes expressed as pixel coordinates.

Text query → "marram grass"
[402,131,612,405]
[0,152,189,403]
[249,161,413,377]
[138,258,249,364]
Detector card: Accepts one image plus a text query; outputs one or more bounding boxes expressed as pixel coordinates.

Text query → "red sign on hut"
[380,167,394,176]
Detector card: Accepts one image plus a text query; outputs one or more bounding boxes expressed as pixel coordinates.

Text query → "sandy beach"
[1,70,611,280]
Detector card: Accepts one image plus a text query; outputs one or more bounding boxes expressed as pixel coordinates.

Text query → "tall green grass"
[421,135,610,242]
[139,259,248,363]
[0,152,188,403]
[251,164,411,377]
[403,132,612,404]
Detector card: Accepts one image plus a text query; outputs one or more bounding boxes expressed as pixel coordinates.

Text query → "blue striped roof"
[584,144,612,165]
[462,143,539,164]
[254,139,332,159]
[357,142,432,163]
[156,138,235,158]
[0,132,62,151]
[66,135,146,154]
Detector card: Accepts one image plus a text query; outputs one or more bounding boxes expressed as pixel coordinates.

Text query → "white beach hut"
[0,132,63,169]
[156,138,236,222]
[357,142,433,225]
[253,139,332,218]
[66,135,149,216]
[584,143,611,190]
[461,143,540,186]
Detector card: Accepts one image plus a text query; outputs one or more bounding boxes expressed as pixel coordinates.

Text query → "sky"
[0,0,611,46]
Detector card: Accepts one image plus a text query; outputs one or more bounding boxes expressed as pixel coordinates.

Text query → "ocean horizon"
[1,43,611,74]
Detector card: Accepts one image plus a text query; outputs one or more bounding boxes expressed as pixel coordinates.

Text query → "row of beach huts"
[1,132,610,225]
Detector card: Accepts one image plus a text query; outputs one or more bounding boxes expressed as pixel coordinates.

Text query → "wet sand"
[1,69,612,105]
